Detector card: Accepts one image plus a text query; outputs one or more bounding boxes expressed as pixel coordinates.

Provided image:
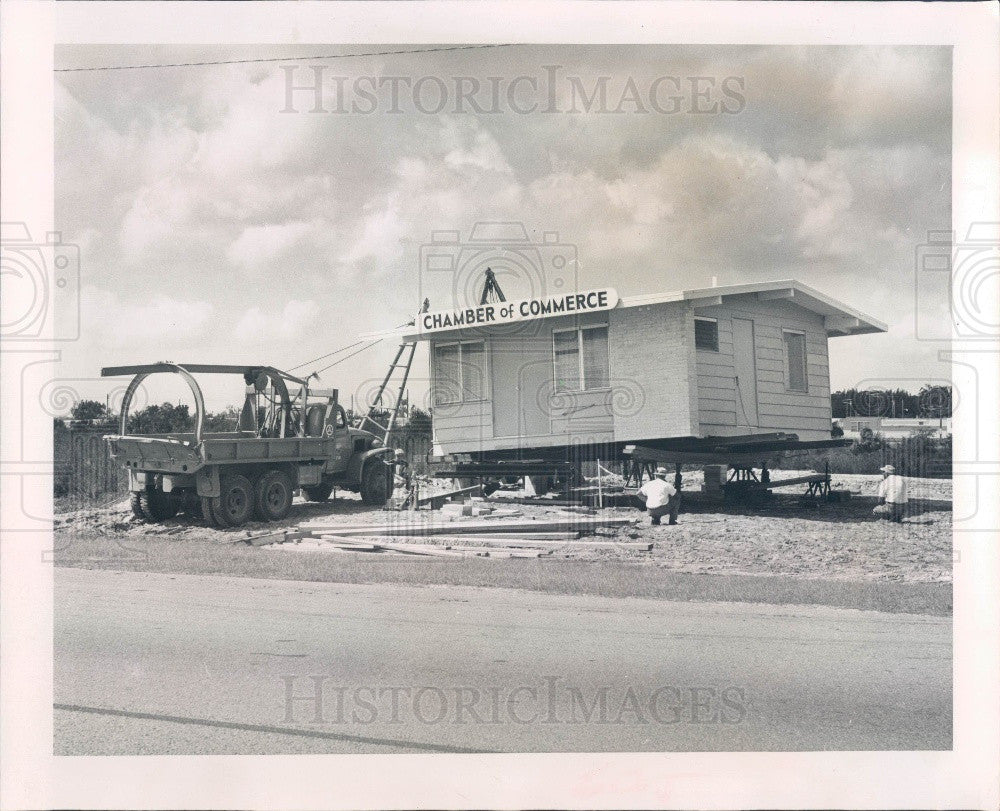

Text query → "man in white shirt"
[638,466,680,526]
[875,464,908,523]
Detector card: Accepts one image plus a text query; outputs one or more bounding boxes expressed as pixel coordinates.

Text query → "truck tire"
[211,473,254,528]
[137,490,178,522]
[200,496,225,528]
[130,492,145,519]
[254,470,293,521]
[360,460,391,506]
[302,482,334,502]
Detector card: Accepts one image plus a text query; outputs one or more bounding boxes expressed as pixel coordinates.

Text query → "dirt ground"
[54,471,952,584]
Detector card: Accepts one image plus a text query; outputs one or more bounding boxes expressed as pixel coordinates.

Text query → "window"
[783,330,808,392]
[694,317,719,352]
[553,326,610,392]
[553,330,580,392]
[461,341,485,400]
[433,341,487,405]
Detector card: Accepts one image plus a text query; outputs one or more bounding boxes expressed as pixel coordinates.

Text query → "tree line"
[58,385,952,432]
[57,400,434,434]
[831,385,952,419]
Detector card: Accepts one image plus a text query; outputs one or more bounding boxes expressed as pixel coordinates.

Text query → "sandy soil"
[55,471,951,584]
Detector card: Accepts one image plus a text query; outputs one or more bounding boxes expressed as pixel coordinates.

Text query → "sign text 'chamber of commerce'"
[420,289,619,333]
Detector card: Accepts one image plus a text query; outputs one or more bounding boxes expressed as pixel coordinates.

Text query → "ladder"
[356,300,428,445]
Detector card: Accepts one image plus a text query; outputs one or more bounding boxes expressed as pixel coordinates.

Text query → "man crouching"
[637,466,680,526]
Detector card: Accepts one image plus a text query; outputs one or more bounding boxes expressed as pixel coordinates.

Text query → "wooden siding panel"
[758,415,832,431]
[549,388,614,434]
[696,293,831,437]
[699,408,737,424]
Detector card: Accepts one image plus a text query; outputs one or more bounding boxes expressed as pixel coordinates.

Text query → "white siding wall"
[429,311,614,454]
[427,295,835,453]
[693,295,832,440]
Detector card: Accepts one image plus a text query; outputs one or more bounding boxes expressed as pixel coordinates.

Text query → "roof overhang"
[383,278,886,342]
[621,279,887,337]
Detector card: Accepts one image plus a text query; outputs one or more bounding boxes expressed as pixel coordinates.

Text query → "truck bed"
[106,433,341,473]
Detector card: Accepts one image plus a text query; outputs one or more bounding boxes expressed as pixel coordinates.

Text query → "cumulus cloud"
[234,299,319,344]
[226,220,318,272]
[81,286,215,346]
[56,44,952,396]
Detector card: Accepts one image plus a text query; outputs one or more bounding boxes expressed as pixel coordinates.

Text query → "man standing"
[638,466,680,525]
[875,464,908,523]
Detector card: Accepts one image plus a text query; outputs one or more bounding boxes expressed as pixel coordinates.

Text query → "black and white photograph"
[1,2,998,809]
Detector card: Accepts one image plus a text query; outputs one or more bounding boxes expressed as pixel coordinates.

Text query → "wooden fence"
[54,425,436,500]
[54,427,124,499]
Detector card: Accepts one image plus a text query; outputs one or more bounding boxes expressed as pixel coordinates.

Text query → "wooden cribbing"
[416,484,483,508]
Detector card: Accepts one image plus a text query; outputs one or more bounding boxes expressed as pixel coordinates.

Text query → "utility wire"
[311,339,383,378]
[288,339,369,372]
[289,318,412,373]
[55,43,513,73]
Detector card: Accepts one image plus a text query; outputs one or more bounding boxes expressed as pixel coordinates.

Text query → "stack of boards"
[251,516,651,558]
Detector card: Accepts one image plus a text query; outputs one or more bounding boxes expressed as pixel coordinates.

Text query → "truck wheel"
[211,474,254,527]
[138,490,178,522]
[254,470,293,521]
[130,492,145,519]
[302,482,334,502]
[200,496,226,528]
[360,460,391,506]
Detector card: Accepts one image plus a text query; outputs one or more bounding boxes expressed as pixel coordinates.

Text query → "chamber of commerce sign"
[419,289,619,333]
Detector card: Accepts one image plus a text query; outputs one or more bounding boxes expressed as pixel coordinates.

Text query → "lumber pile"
[266,514,646,558]
[291,515,635,538]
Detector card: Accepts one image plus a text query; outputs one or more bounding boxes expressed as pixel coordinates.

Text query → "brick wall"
[608,300,698,441]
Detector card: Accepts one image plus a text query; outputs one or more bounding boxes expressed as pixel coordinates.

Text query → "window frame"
[694,316,720,352]
[781,328,809,394]
[551,324,611,393]
[431,339,489,405]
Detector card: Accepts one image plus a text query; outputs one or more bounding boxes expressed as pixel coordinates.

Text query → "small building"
[399,280,886,459]
[839,416,951,440]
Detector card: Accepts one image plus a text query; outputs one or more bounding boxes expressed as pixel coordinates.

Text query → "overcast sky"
[55,44,951,412]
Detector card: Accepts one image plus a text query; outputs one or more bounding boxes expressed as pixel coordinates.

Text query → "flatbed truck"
[101,363,396,527]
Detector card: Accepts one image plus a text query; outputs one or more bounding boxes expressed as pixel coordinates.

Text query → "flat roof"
[387,279,887,342]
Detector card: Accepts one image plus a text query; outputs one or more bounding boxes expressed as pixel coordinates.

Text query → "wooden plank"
[698,409,737,425]
[390,532,580,541]
[235,530,288,546]
[299,516,636,537]
[697,384,737,399]
[625,445,783,466]
[445,538,653,550]
[482,496,589,507]
[416,483,483,507]
[373,542,470,557]
[762,474,827,489]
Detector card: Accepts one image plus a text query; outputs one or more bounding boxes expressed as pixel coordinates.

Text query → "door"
[491,338,551,439]
[732,317,759,426]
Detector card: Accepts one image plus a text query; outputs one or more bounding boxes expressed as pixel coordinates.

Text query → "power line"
[55,43,513,73]
[288,339,369,372]
[311,339,383,378]
[289,318,413,373]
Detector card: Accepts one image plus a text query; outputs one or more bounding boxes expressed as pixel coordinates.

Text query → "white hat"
[879,465,895,474]
[655,466,669,477]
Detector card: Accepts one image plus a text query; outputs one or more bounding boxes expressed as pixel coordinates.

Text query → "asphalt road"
[54,568,951,754]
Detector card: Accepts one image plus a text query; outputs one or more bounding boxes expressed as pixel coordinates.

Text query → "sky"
[54,44,952,413]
